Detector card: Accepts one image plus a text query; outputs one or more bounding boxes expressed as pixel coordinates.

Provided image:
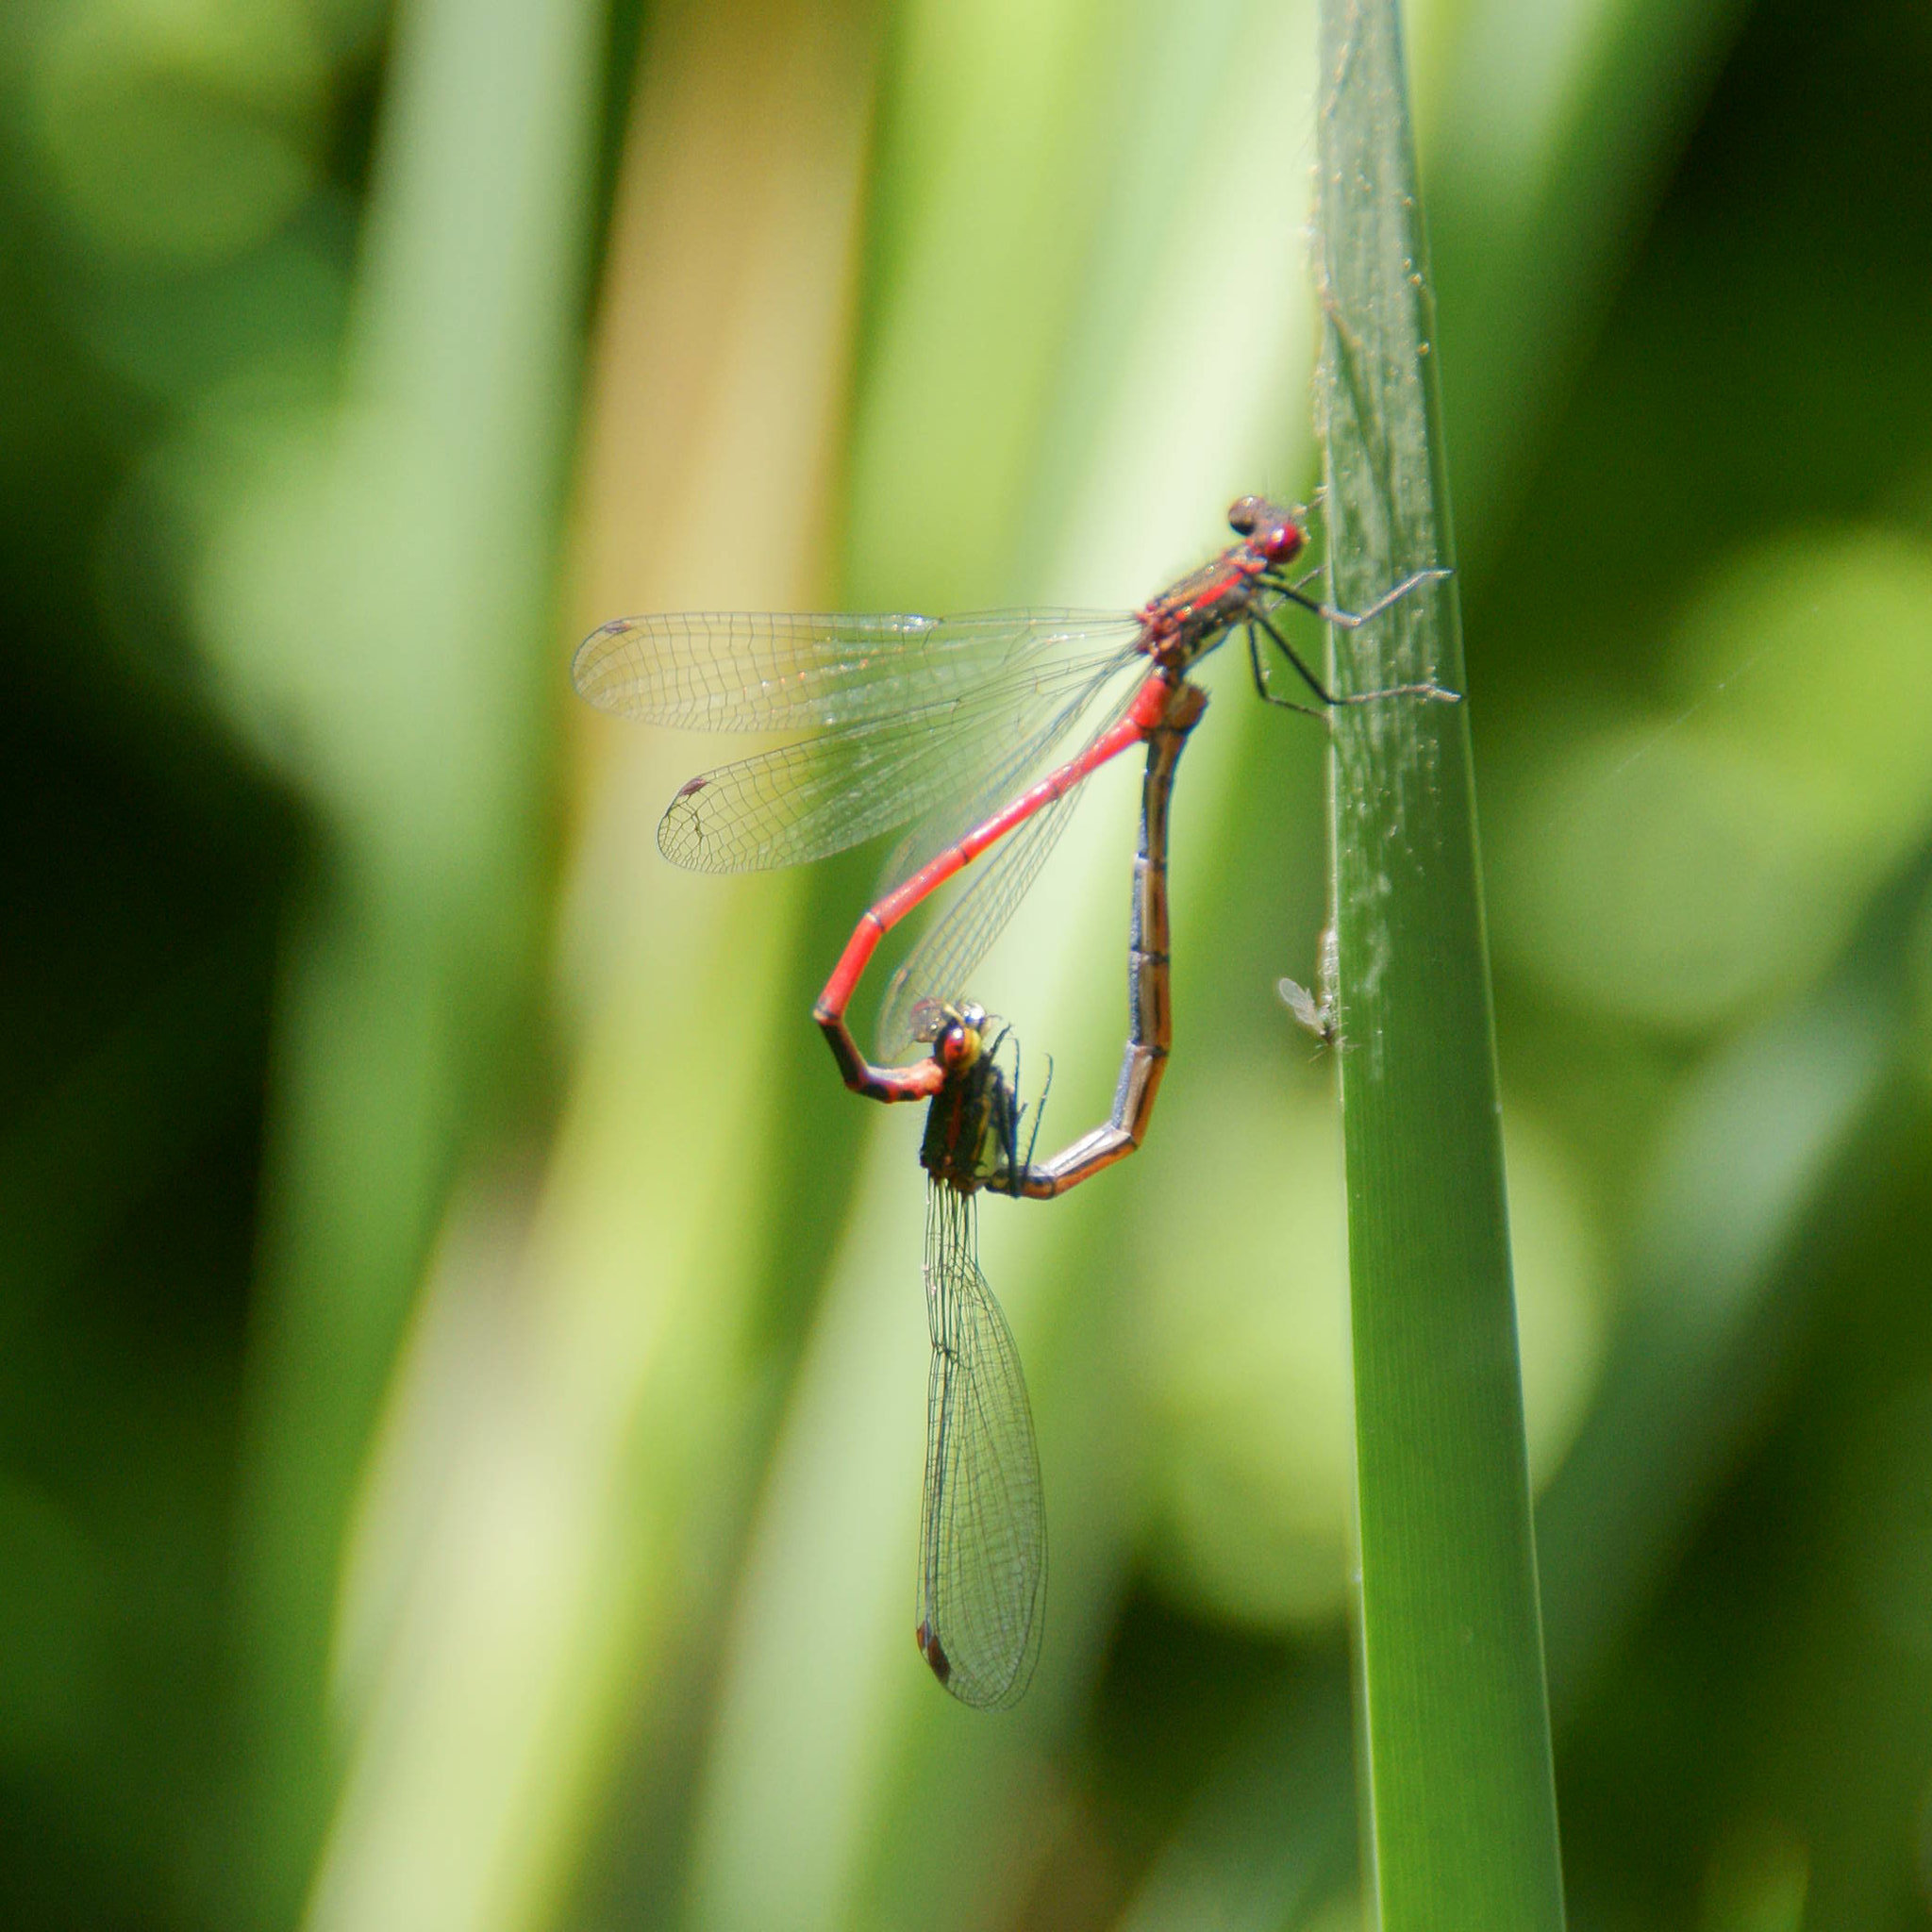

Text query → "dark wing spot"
[917,1619,952,1685]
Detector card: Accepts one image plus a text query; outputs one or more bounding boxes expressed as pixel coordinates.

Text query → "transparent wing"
[917,1182,1046,1711]
[870,651,1138,891]
[873,678,1141,1058]
[575,608,1141,731]
[658,639,1142,874]
[874,791,1079,1059]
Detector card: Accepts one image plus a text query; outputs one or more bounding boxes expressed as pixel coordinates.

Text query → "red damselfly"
[901,682,1202,1707]
[574,497,1452,1097]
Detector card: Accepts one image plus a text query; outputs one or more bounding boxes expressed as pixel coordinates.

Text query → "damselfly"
[574,497,1451,1097]
[901,682,1204,1706]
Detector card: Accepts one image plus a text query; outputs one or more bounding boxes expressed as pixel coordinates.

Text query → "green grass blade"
[1313,3,1565,1925]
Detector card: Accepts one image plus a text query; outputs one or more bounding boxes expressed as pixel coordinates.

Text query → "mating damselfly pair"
[575,497,1453,1707]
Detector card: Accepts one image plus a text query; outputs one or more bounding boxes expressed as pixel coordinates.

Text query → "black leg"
[1023,1052,1053,1173]
[1246,621,1325,716]
[1253,605,1462,707]
[1266,565,1453,631]
[1253,609,1354,706]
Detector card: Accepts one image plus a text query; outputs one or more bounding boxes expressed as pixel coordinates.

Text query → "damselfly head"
[932,1001,990,1074]
[1226,494,1305,564]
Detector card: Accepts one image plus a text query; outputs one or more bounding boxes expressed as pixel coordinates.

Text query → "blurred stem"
[1313,2,1564,1926]
[228,0,602,1919]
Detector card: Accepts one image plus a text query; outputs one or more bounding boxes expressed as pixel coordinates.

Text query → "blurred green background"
[6,0,1932,1925]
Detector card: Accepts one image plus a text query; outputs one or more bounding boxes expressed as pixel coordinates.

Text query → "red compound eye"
[1264,518,1304,563]
[1228,496,1305,563]
[937,1021,980,1070]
